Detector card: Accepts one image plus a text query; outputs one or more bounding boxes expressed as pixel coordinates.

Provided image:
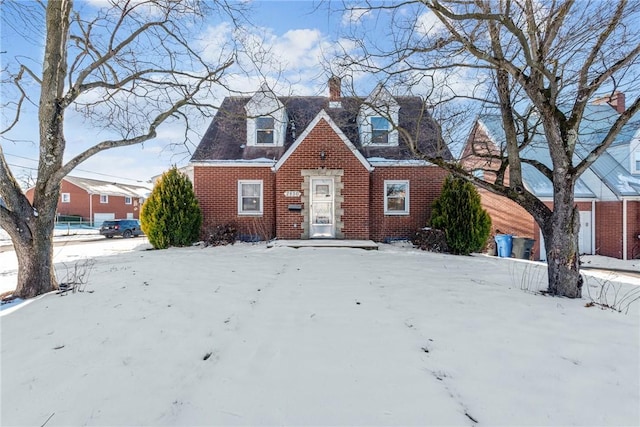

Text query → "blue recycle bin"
[494,234,513,258]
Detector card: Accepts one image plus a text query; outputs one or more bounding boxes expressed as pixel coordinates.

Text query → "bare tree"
[0,0,244,298]
[335,0,640,298]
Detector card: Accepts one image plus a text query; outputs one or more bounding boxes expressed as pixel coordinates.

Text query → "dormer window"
[357,84,400,147]
[256,117,275,144]
[245,83,287,147]
[371,117,390,144]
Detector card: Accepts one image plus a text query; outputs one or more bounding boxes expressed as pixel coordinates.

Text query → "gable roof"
[274,110,373,172]
[191,94,451,163]
[63,176,153,198]
[475,105,640,198]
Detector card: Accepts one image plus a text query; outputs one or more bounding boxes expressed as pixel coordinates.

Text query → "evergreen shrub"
[140,167,202,249]
[430,175,491,255]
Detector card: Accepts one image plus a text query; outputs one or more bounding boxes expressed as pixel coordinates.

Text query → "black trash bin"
[511,237,535,259]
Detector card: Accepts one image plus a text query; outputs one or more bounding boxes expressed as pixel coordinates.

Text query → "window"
[238,180,263,215]
[124,196,132,205]
[472,169,485,179]
[371,116,390,144]
[256,117,275,144]
[384,180,409,215]
[635,150,640,173]
[100,194,108,204]
[61,193,70,203]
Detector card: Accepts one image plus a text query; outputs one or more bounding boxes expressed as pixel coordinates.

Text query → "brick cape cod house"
[462,93,640,260]
[25,176,152,225]
[190,78,452,242]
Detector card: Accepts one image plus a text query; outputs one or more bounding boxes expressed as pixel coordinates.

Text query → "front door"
[309,178,335,238]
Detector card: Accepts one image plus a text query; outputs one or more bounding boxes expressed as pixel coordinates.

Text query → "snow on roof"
[366,157,433,166]
[64,176,153,198]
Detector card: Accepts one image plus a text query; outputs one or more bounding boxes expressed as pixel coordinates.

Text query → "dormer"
[632,129,640,174]
[357,84,400,147]
[245,83,288,147]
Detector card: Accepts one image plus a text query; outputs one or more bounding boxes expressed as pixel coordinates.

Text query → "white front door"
[578,211,593,255]
[309,178,335,238]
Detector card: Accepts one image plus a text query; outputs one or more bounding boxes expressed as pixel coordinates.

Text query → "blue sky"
[1,0,392,186]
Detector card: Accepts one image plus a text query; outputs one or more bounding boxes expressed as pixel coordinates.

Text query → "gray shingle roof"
[191,96,452,162]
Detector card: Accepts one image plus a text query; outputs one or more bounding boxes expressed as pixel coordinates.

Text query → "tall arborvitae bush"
[141,167,202,249]
[430,175,491,255]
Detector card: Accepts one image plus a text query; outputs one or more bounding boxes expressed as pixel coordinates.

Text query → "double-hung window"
[371,116,390,144]
[634,150,640,173]
[61,193,71,203]
[384,180,409,215]
[256,117,275,144]
[124,196,132,205]
[100,194,108,204]
[238,180,263,215]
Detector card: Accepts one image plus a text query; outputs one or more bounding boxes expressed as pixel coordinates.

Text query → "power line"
[4,152,153,183]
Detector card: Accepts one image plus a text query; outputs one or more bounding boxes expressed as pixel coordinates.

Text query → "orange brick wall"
[193,167,276,240]
[370,166,448,241]
[276,119,371,239]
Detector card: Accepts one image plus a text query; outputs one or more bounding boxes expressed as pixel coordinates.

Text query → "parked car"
[99,219,143,238]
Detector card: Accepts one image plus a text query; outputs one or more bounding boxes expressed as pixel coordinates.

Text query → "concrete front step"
[267,239,378,250]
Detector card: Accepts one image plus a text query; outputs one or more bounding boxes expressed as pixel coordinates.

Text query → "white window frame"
[124,196,132,205]
[256,116,275,145]
[384,180,410,215]
[61,193,71,203]
[238,180,263,216]
[100,194,109,204]
[371,116,390,144]
[634,150,640,174]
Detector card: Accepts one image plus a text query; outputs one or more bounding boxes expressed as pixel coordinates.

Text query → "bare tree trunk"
[7,0,72,298]
[12,219,58,299]
[540,160,582,298]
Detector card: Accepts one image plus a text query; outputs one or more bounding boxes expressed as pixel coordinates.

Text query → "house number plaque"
[284,191,301,197]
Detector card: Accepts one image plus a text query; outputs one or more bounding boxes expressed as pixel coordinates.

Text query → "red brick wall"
[596,202,623,258]
[628,201,640,260]
[193,166,276,240]
[276,119,370,239]
[595,200,640,260]
[26,180,141,221]
[370,166,447,242]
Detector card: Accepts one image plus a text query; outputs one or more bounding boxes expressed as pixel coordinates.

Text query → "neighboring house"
[190,77,452,242]
[462,93,640,260]
[25,176,153,225]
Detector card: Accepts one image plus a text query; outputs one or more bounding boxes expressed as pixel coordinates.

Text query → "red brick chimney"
[593,91,626,113]
[329,76,341,101]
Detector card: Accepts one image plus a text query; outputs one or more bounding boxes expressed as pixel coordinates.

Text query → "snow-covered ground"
[1,240,639,426]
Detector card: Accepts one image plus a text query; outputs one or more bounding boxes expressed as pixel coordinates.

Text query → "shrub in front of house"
[411,228,449,253]
[141,167,202,249]
[202,222,238,247]
[430,175,491,255]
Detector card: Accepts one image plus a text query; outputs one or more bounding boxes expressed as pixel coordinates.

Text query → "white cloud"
[341,7,372,26]
[415,11,447,36]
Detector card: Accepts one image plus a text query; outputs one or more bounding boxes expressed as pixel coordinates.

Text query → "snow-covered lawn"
[1,240,639,426]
